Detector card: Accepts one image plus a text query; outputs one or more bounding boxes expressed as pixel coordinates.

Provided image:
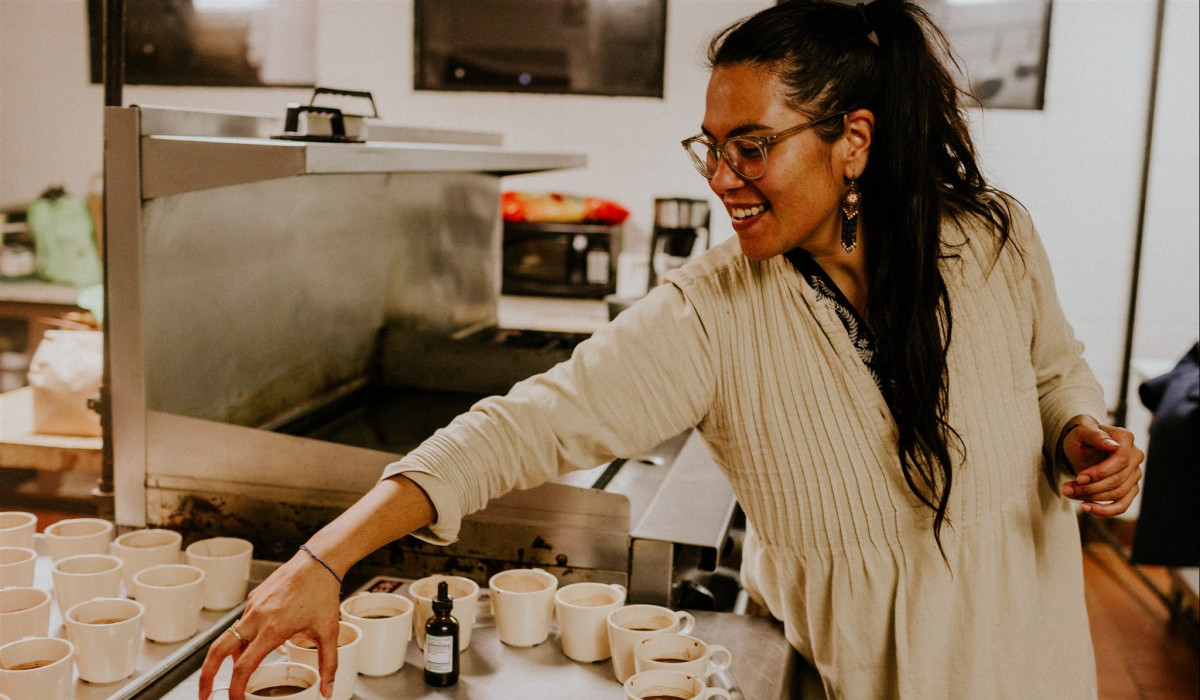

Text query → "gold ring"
[229,620,249,643]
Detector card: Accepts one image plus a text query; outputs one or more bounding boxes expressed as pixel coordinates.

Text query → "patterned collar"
[784,249,892,404]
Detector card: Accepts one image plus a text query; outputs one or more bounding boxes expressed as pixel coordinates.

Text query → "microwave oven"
[501,222,620,299]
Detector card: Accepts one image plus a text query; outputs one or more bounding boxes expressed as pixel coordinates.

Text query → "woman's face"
[702,63,847,261]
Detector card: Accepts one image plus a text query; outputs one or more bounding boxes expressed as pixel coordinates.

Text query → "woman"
[200,2,1143,698]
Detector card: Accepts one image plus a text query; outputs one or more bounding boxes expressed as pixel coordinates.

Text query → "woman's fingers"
[1081,479,1140,517]
[198,629,242,700]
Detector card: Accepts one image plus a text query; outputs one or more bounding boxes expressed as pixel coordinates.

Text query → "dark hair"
[709,0,1014,553]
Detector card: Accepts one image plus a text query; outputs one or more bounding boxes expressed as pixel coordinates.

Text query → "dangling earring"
[841,179,861,253]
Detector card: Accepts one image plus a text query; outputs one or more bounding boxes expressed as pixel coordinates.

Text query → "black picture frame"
[413,0,668,98]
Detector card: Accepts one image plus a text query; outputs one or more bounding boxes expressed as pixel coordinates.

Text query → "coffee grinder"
[648,197,710,288]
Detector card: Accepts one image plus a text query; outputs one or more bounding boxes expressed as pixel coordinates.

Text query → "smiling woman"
[197,3,1143,699]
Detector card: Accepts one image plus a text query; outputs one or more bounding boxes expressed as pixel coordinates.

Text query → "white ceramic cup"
[111,528,182,596]
[284,620,361,700]
[607,603,697,683]
[50,553,123,617]
[633,633,733,680]
[340,592,413,676]
[44,517,113,563]
[0,588,51,646]
[409,575,480,651]
[132,563,205,643]
[623,669,733,700]
[553,581,627,663]
[64,597,145,683]
[184,537,253,611]
[0,637,75,700]
[488,568,559,648]
[0,513,36,550]
[210,661,321,700]
[0,548,36,589]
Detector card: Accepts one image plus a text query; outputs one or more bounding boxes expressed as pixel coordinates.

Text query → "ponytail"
[710,0,1014,555]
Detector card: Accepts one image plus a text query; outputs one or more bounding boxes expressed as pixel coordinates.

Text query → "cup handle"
[702,688,733,700]
[706,644,732,673]
[677,610,696,636]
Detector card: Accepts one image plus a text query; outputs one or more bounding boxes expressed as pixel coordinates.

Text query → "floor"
[1082,527,1199,699]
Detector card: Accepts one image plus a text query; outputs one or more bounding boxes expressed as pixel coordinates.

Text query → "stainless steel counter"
[163,610,806,700]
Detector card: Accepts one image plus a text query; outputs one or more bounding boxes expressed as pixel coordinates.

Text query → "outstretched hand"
[1059,417,1144,517]
[198,551,343,700]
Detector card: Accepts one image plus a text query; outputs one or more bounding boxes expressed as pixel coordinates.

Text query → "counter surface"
[164,610,804,700]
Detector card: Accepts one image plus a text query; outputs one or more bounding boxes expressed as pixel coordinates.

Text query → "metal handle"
[283,104,347,136]
[309,87,379,117]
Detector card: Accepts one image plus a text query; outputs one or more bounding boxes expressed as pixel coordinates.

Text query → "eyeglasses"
[681,111,849,180]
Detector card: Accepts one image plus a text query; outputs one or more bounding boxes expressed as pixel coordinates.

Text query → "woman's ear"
[841,108,874,179]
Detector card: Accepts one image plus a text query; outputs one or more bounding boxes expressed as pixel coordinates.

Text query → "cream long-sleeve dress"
[382,199,1104,699]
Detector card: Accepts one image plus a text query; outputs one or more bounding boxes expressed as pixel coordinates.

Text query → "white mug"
[64,597,145,683]
[607,603,696,683]
[409,574,480,651]
[50,554,123,617]
[111,529,183,596]
[0,588,51,647]
[0,637,74,700]
[553,581,627,663]
[0,513,36,550]
[488,568,558,648]
[133,564,205,643]
[633,633,733,680]
[210,661,321,700]
[185,537,253,611]
[0,548,36,589]
[284,620,361,700]
[44,517,113,563]
[624,669,733,700]
[340,592,413,676]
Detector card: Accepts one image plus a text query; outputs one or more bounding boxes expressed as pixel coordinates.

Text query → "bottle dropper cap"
[433,580,453,614]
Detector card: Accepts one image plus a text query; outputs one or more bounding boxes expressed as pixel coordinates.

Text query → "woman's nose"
[707,156,746,195]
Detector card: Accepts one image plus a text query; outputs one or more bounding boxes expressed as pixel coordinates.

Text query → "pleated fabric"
[385,195,1106,699]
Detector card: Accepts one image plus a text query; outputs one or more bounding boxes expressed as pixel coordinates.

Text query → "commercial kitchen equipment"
[103,105,739,606]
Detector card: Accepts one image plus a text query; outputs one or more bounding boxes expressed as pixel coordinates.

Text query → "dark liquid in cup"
[90,616,132,624]
[639,694,688,700]
[360,612,398,619]
[9,659,55,670]
[652,656,691,663]
[252,684,308,697]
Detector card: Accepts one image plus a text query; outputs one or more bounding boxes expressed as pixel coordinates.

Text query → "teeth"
[732,205,766,219]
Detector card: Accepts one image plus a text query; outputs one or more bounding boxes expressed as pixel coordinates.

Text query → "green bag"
[27,188,102,288]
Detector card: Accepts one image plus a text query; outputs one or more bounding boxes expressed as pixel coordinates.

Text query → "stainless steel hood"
[105,105,736,601]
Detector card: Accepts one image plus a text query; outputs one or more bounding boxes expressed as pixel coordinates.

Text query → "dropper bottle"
[423,580,460,686]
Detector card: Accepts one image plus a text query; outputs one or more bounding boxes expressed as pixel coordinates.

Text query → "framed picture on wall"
[922,0,1052,110]
[87,0,318,87]
[414,0,668,98]
[779,0,1053,110]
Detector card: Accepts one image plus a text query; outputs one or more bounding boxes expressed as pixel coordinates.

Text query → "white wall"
[1,0,1196,420]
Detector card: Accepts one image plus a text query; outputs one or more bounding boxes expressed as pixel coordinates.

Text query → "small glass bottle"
[423,580,460,686]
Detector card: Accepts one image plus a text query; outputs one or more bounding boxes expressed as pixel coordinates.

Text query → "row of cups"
[214,570,733,700]
[425,571,733,686]
[0,512,255,700]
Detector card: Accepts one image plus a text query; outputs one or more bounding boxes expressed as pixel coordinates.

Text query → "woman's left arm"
[1055,415,1144,517]
[1003,197,1143,516]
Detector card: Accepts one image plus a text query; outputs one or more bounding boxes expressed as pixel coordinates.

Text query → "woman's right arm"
[197,475,435,700]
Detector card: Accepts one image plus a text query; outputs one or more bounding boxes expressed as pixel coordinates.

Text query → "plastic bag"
[27,187,103,287]
[501,191,630,225]
[27,330,103,437]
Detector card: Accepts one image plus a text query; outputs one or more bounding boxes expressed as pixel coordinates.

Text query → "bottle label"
[425,634,454,673]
